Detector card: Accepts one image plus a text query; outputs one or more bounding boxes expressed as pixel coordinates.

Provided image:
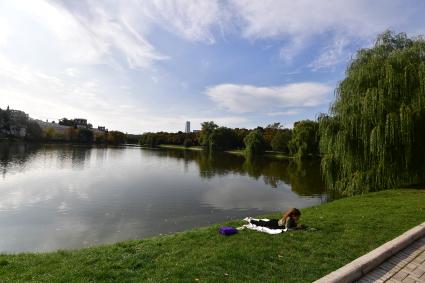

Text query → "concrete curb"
[314,221,425,283]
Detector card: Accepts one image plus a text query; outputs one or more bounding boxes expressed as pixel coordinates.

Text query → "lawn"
[1,189,424,282]
[225,149,294,160]
[158,144,204,151]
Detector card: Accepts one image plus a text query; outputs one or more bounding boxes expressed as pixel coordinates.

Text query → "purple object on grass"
[219,226,238,236]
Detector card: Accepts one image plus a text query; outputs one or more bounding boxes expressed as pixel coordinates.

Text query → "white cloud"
[1,0,229,70]
[230,0,422,62]
[140,0,226,44]
[65,68,79,78]
[205,82,331,113]
[0,18,11,47]
[232,0,413,38]
[309,37,350,71]
[0,53,249,133]
[46,0,227,68]
[4,0,422,69]
[0,53,142,131]
[32,0,231,68]
[9,0,167,68]
[0,54,64,87]
[267,111,299,116]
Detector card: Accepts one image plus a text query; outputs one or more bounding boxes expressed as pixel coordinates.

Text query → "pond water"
[0,142,326,253]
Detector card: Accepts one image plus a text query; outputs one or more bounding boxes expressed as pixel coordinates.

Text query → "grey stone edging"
[313,221,425,283]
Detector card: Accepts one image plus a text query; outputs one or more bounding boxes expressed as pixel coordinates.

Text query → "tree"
[319,31,425,196]
[0,107,11,134]
[200,121,218,147]
[107,131,126,145]
[9,110,28,127]
[263,122,282,149]
[45,127,56,140]
[244,130,265,156]
[0,108,7,134]
[183,137,193,147]
[208,127,238,150]
[234,128,249,148]
[271,129,292,153]
[26,121,43,141]
[77,128,94,143]
[139,133,159,147]
[289,120,319,159]
[67,127,78,141]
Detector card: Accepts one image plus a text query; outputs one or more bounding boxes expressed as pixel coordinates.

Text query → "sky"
[1,0,425,133]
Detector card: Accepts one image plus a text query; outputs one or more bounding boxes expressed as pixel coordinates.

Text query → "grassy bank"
[226,149,294,160]
[157,144,293,159]
[158,144,204,151]
[1,189,424,282]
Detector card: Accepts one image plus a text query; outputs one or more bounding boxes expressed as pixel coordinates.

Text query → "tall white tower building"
[185,121,190,133]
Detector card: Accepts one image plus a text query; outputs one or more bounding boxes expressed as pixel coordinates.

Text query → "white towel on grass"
[238,217,287,234]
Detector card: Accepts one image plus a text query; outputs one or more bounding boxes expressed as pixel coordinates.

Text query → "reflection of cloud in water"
[200,177,321,212]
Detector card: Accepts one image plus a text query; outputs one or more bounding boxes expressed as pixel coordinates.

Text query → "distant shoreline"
[0,138,138,146]
[155,144,297,160]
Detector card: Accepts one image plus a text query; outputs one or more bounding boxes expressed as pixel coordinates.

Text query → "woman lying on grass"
[248,208,301,230]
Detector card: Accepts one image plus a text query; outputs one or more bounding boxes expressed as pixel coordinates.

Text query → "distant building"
[35,119,70,131]
[92,126,108,141]
[74,118,88,129]
[185,121,190,133]
[192,130,200,133]
[9,126,26,137]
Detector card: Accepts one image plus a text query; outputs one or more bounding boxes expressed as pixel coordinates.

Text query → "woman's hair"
[283,208,301,220]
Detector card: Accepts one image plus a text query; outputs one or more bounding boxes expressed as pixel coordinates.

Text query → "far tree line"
[0,108,131,145]
[139,120,320,159]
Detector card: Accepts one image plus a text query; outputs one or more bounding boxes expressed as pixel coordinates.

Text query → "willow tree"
[244,130,265,156]
[319,31,425,196]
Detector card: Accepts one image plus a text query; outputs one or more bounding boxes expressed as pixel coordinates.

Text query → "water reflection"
[151,149,325,196]
[0,142,326,252]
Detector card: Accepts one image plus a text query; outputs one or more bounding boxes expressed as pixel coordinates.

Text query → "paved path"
[357,236,425,283]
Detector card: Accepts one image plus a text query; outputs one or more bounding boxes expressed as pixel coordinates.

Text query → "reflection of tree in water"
[0,141,41,178]
[151,149,246,179]
[198,151,246,179]
[41,144,92,170]
[284,159,325,196]
[243,157,325,196]
[150,148,326,196]
[0,143,99,176]
[1,144,326,196]
[70,146,92,169]
[242,156,263,180]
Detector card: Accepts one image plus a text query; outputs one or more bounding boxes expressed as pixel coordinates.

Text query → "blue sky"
[1,0,425,133]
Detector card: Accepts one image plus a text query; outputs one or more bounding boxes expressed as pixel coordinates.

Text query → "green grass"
[158,144,204,151]
[1,189,425,282]
[225,149,245,155]
[158,145,295,160]
[226,149,294,160]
